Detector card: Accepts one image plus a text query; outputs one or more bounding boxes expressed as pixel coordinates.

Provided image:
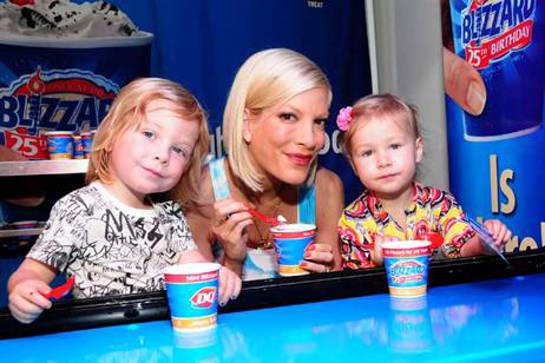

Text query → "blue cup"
[450,0,545,141]
[271,223,315,277]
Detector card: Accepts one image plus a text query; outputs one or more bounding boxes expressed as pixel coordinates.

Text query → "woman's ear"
[415,137,424,163]
[242,108,252,143]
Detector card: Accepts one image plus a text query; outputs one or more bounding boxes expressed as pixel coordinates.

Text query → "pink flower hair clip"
[336,106,353,131]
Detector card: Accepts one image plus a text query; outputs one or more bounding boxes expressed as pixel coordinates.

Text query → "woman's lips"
[287,153,313,166]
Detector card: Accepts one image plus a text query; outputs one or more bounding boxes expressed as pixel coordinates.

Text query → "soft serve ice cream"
[0,0,152,159]
[0,0,140,38]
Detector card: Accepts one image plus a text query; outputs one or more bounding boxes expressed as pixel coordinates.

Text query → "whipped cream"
[0,0,140,38]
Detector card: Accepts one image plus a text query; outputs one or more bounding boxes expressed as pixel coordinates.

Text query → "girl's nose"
[154,145,169,165]
[376,151,391,168]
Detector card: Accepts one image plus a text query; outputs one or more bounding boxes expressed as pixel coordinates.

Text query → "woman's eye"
[279,112,297,121]
[143,130,154,139]
[314,118,327,128]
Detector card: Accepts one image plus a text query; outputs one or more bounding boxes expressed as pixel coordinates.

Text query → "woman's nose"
[296,121,319,149]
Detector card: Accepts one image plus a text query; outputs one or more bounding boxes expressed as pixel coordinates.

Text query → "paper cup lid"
[164,262,221,275]
[382,240,431,250]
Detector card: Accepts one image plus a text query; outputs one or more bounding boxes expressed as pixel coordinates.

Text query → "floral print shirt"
[338,182,475,269]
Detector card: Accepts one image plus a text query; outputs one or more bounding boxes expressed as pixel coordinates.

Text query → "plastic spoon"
[466,216,510,265]
[41,275,75,301]
[247,209,284,227]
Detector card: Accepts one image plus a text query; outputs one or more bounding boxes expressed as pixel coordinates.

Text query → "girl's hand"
[372,233,400,266]
[300,243,335,273]
[218,266,242,307]
[212,198,254,264]
[8,279,52,324]
[483,219,512,250]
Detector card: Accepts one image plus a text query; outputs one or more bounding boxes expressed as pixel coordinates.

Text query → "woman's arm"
[302,168,344,272]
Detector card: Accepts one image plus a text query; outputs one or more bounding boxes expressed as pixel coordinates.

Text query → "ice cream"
[0,0,140,38]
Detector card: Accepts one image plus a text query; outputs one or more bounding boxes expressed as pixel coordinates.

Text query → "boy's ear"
[415,137,424,163]
[242,108,253,143]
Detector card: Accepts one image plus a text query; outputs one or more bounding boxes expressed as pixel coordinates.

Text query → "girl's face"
[243,87,329,187]
[108,99,200,208]
[350,115,423,200]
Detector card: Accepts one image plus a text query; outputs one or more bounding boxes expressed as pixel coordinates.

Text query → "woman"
[186,48,344,280]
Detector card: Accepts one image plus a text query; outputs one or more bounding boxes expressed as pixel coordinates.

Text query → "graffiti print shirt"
[28,182,196,298]
[338,182,475,269]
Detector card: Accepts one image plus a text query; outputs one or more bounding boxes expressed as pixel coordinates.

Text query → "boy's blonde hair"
[86,77,209,206]
[342,93,421,159]
[223,48,332,192]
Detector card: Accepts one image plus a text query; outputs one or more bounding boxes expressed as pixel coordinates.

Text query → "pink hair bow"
[336,106,353,131]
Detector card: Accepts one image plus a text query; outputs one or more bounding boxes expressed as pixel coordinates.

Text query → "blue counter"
[2,273,545,362]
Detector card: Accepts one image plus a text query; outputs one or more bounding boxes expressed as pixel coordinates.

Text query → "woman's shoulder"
[315,167,343,191]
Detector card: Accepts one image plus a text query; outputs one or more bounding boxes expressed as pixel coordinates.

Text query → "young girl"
[336,94,512,269]
[8,78,241,324]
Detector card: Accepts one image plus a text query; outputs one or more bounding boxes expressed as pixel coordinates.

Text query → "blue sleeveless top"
[209,157,316,280]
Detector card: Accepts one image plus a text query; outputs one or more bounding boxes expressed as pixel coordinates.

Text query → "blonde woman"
[187,49,344,280]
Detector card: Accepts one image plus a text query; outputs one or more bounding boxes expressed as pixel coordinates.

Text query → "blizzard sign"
[461,0,536,69]
[0,68,118,132]
[389,261,426,284]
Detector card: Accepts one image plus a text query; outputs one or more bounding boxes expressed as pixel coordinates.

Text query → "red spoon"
[247,209,284,227]
[41,275,75,301]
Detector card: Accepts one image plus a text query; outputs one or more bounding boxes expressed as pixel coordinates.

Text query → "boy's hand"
[8,279,52,324]
[483,219,512,250]
[218,266,241,307]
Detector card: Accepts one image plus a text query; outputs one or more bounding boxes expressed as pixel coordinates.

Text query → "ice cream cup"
[72,134,84,159]
[382,241,431,298]
[45,131,73,159]
[0,32,153,159]
[81,130,96,158]
[164,263,221,332]
[270,223,316,277]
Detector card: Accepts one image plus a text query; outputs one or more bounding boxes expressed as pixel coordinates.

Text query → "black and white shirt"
[28,182,196,298]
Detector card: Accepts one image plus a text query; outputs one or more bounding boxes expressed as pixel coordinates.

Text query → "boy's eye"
[279,112,297,121]
[172,146,187,157]
[143,130,154,139]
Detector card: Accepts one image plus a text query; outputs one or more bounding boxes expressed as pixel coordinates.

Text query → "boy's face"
[350,115,423,201]
[108,99,199,207]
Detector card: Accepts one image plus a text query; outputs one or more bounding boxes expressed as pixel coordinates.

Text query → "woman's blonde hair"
[86,77,209,206]
[342,93,421,159]
[223,48,332,192]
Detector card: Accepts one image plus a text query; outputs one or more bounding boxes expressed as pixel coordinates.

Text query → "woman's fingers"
[443,47,487,116]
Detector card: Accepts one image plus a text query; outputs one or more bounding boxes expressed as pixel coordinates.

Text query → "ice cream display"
[0,0,152,159]
[0,0,140,38]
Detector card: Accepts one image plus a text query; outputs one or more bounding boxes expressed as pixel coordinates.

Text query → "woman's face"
[244,87,329,186]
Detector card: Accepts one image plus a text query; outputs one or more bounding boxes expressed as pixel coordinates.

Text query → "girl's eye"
[279,112,297,121]
[390,143,401,150]
[361,150,372,157]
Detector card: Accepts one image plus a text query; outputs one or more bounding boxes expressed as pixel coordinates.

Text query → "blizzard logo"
[0,67,118,133]
[190,287,217,308]
[461,0,536,68]
[390,261,426,284]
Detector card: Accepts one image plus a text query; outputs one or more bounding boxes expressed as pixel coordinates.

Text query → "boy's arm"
[176,249,209,264]
[8,258,56,293]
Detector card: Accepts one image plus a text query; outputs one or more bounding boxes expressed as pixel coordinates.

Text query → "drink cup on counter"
[81,130,96,158]
[270,223,316,277]
[72,134,84,159]
[382,241,431,298]
[45,131,73,159]
[164,263,221,332]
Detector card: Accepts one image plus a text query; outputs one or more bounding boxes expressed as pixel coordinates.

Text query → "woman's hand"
[300,243,335,273]
[8,279,52,324]
[218,266,242,307]
[212,198,254,265]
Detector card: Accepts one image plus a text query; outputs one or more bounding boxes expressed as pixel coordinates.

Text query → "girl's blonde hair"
[342,93,421,159]
[223,48,332,192]
[86,77,209,206]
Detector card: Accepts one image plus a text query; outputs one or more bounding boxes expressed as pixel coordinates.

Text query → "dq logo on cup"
[382,241,431,298]
[271,223,315,276]
[164,263,220,332]
[450,0,544,141]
